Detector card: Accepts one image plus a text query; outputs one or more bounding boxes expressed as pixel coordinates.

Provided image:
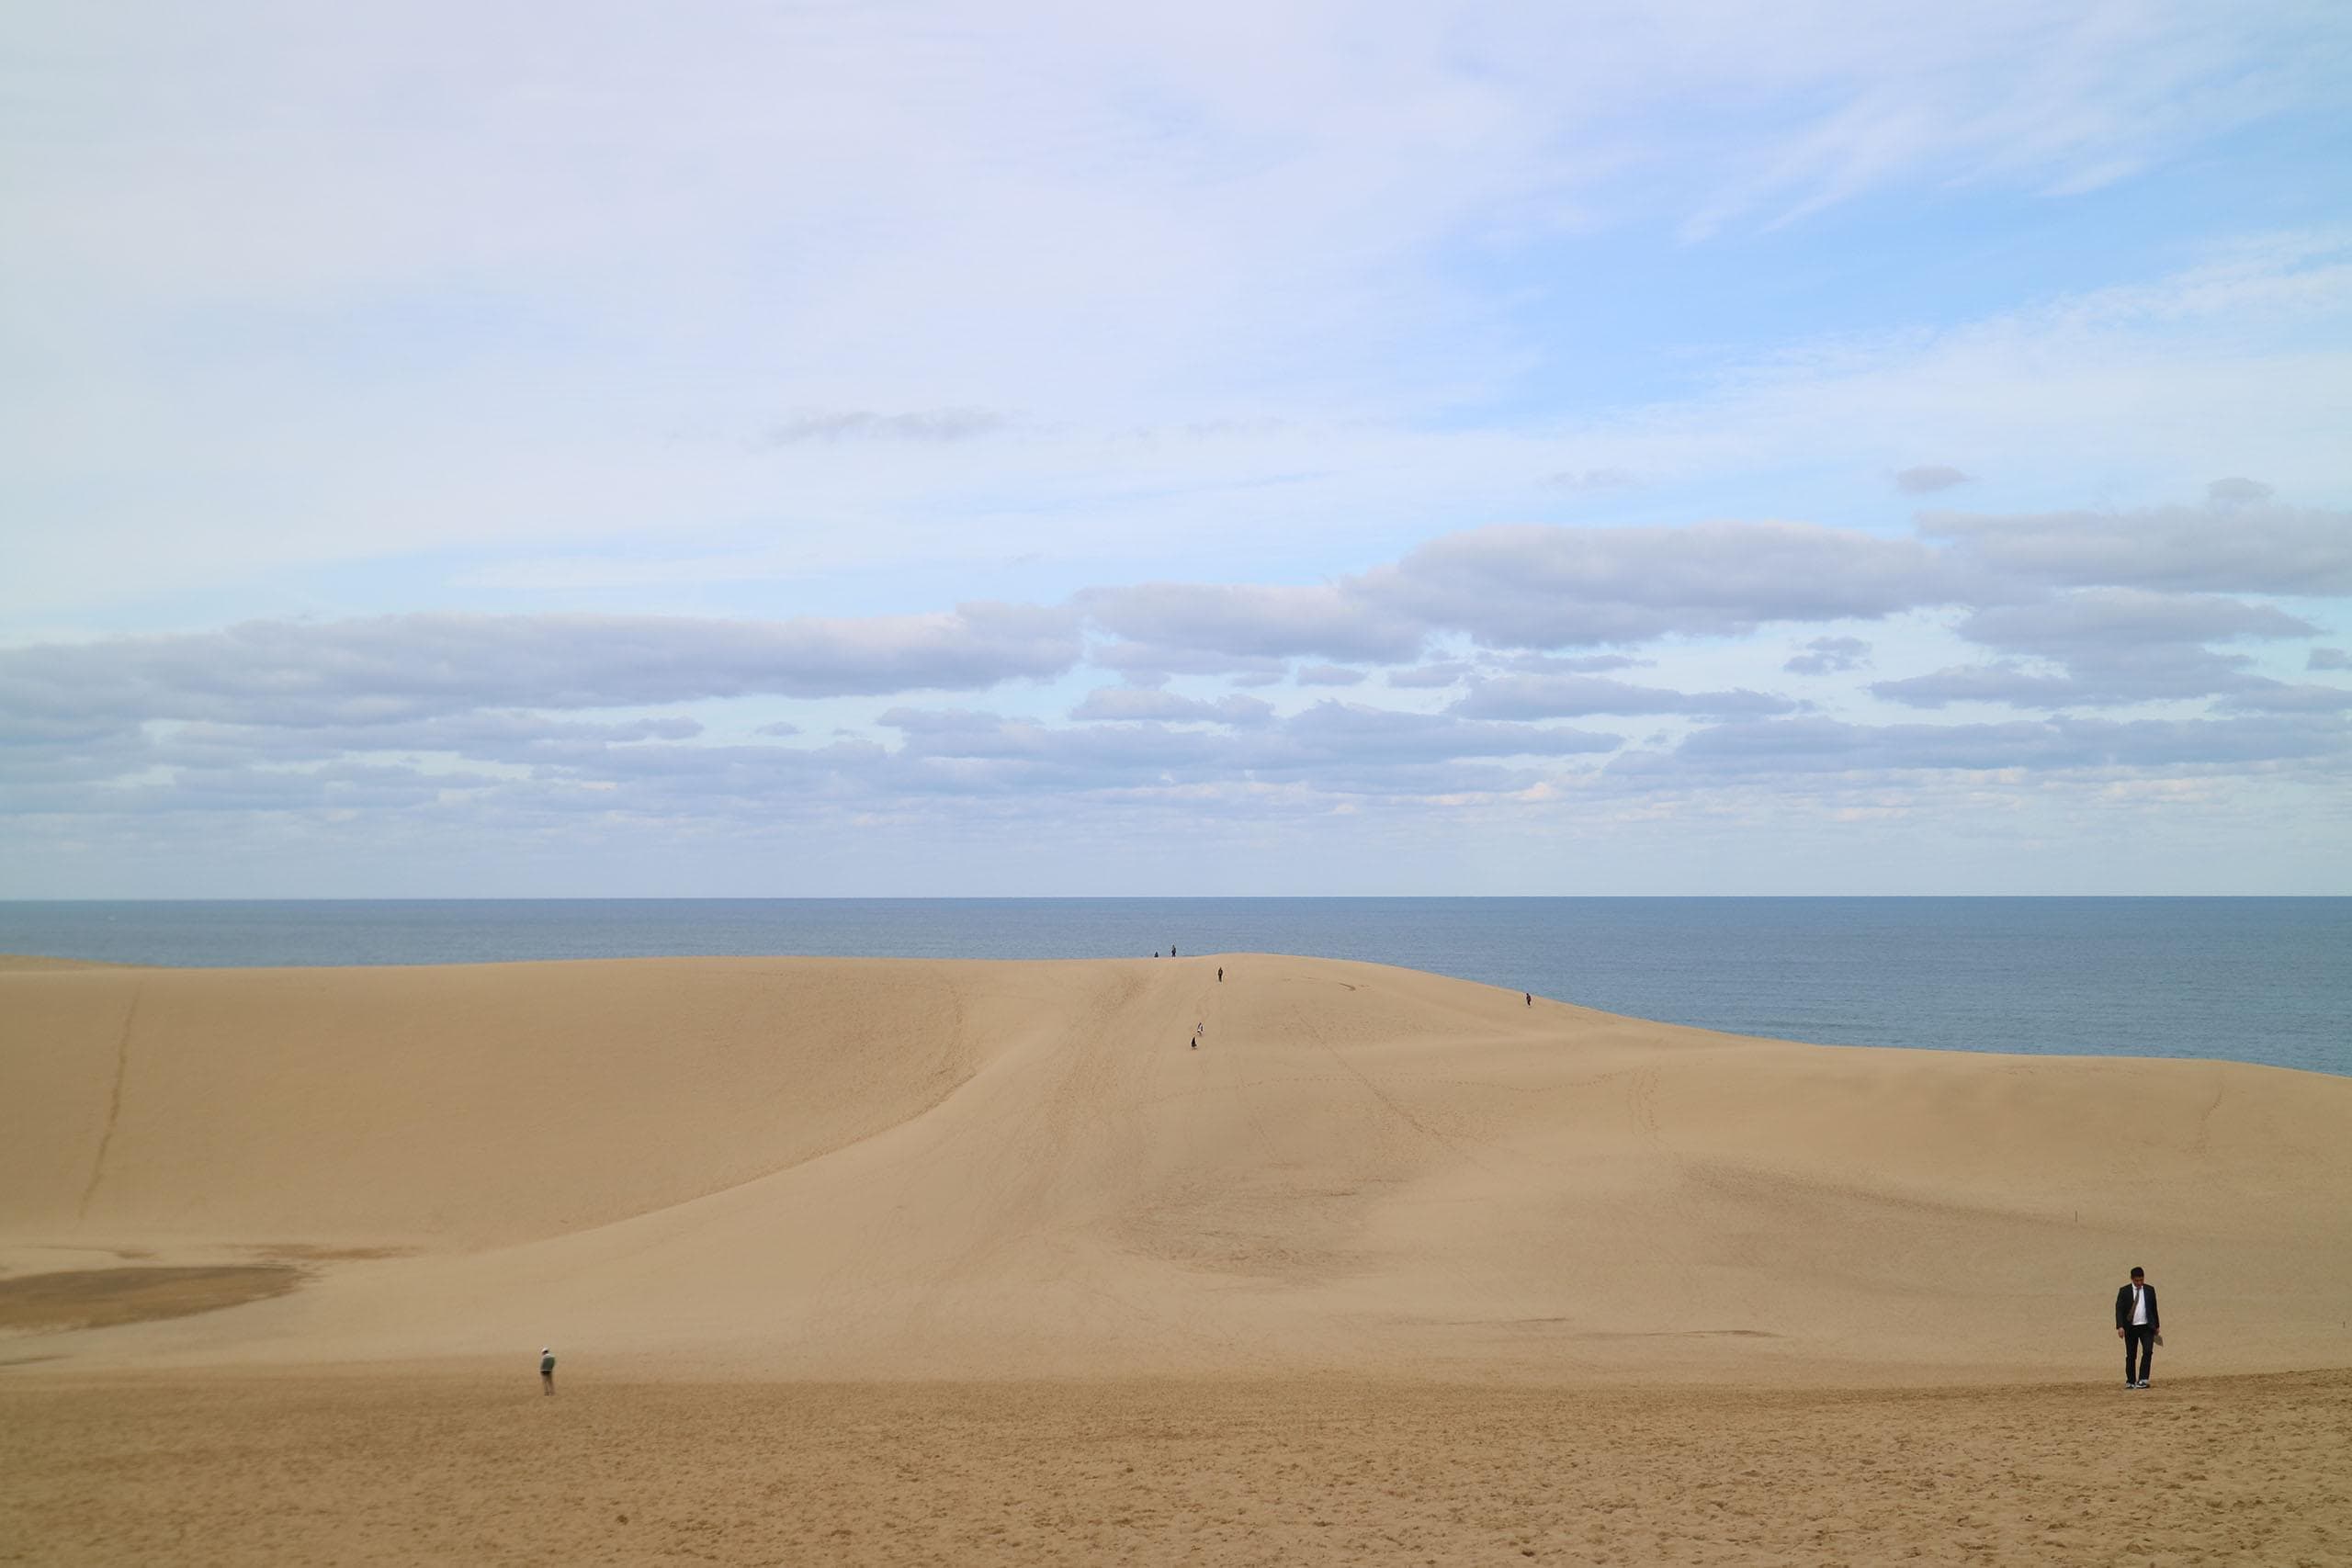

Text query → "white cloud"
[1451,674,1794,719]
[1069,687,1272,725]
[0,606,1083,732]
[1920,500,2352,594]
[6,9,2348,628]
[1641,712,2347,777]
[1080,582,1422,664]
[1785,636,1871,675]
[1366,522,1965,648]
[1895,465,1971,493]
[2,6,2347,890]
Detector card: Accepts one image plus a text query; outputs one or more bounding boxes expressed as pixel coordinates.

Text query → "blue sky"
[4,1,2349,896]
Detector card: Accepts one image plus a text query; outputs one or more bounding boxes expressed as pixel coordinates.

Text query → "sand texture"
[7,1371,2347,1566]
[4,953,2349,1562]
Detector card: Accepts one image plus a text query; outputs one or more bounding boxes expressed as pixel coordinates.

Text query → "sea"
[2,897,2346,1077]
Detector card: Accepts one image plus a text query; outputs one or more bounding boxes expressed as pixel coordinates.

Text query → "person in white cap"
[539,1347,557,1395]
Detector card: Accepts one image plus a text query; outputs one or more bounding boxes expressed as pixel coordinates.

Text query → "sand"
[7,1371,2347,1566]
[4,953,2349,1562]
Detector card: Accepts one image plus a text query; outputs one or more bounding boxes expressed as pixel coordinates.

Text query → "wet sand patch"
[0,1266,300,1334]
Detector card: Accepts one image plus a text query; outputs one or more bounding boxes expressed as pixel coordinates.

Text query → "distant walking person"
[540,1346,557,1395]
[1171,944,1179,957]
[1217,967,1224,982]
[2115,1268,2160,1388]
[1524,992,1531,1007]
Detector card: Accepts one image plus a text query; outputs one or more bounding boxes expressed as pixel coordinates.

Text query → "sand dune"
[4,953,2348,1383]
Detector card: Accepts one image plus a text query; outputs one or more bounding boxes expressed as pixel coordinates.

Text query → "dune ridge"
[4,953,2347,1384]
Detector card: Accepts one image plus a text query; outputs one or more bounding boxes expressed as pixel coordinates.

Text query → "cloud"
[1080,582,1422,664]
[1868,663,2081,710]
[1961,589,2317,653]
[1872,589,2320,710]
[2217,683,2352,714]
[6,491,2347,864]
[1365,522,1966,649]
[1084,638,1291,682]
[2312,648,2351,671]
[1668,6,2325,235]
[0,606,1083,735]
[1642,713,2348,778]
[1272,702,1622,766]
[1502,653,1649,674]
[1074,521,1971,679]
[1918,501,2352,594]
[762,408,1006,445]
[1069,687,1272,725]
[872,699,1620,795]
[2207,476,2276,504]
[1895,465,1971,493]
[1544,467,1637,491]
[1451,673,1795,720]
[1785,636,1871,675]
[1385,661,1475,689]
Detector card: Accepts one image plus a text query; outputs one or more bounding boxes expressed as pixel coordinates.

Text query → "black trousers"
[2123,1324,2155,1382]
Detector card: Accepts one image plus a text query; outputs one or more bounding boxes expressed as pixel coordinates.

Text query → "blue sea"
[2,898,2345,1077]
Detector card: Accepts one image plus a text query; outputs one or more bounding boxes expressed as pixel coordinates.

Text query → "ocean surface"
[2,898,2346,1077]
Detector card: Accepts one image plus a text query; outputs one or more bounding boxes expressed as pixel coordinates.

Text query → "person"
[2115,1268,2160,1388]
[1525,992,1532,1006]
[1217,967,1224,982]
[540,1346,557,1394]
[1171,944,1179,957]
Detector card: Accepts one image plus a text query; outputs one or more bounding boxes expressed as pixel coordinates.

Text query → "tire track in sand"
[76,985,141,1221]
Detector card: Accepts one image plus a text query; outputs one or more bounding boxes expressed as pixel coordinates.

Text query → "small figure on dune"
[540,1346,557,1395]
[1171,943,1179,957]
[1217,966,1224,982]
[1525,992,1532,1007]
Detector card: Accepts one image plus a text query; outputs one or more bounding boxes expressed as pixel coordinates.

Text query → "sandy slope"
[4,953,2348,1382]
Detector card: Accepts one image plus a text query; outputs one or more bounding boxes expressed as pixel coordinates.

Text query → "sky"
[4,1,2350,897]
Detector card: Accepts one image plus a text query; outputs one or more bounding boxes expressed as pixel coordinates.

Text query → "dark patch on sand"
[243,1244,413,1262]
[0,1266,301,1334]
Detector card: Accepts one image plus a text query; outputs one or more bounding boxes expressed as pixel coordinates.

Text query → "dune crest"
[5,953,2347,1383]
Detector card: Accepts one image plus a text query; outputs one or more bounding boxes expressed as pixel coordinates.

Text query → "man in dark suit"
[2115,1267,2160,1388]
